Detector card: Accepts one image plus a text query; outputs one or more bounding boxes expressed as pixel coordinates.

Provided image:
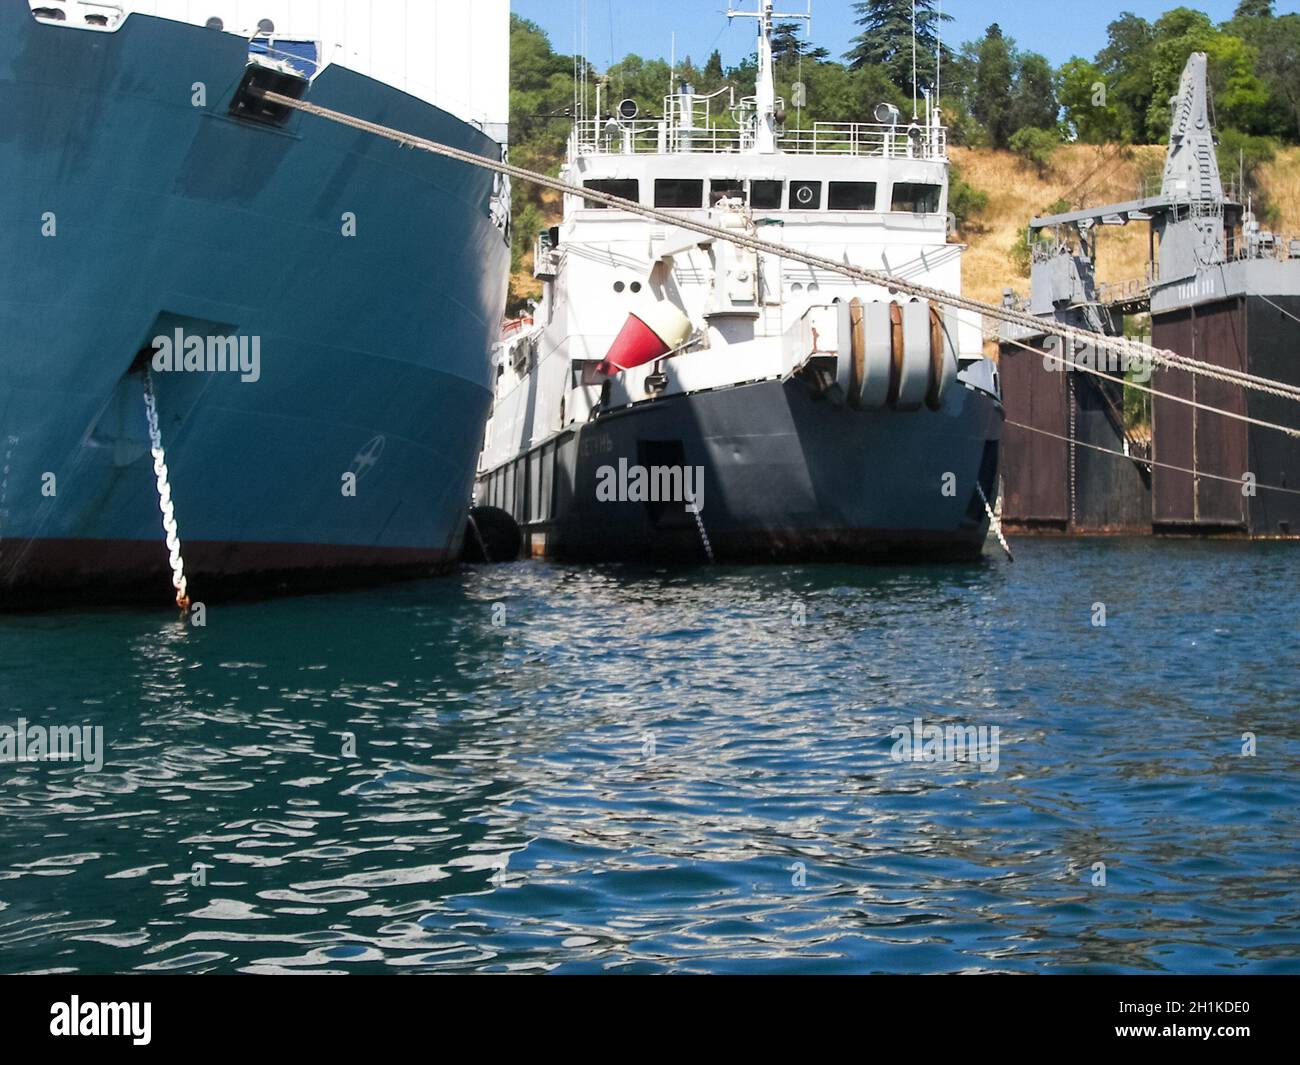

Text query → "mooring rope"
[1260,294,1300,329]
[142,369,191,609]
[1004,418,1300,498]
[257,88,1300,408]
[1000,333,1300,440]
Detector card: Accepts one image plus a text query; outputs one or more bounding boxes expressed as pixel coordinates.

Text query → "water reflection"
[0,540,1297,973]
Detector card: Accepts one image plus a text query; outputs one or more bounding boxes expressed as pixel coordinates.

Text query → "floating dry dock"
[999,53,1300,538]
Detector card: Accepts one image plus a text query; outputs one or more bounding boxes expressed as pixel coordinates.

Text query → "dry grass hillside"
[1257,146,1300,235]
[954,144,1300,307]
[952,144,1165,307]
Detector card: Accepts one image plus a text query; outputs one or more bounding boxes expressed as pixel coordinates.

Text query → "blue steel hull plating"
[0,4,509,605]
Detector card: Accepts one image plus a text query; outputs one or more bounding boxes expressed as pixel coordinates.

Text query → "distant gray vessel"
[475,1,1003,563]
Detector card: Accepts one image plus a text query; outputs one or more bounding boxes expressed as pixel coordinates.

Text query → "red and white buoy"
[597,300,692,376]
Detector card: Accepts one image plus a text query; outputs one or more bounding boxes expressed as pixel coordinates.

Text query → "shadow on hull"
[0,538,456,611]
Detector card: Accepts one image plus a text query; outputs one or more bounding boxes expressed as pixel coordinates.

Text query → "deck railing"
[1232,232,1300,264]
[1096,276,1152,308]
[571,119,946,160]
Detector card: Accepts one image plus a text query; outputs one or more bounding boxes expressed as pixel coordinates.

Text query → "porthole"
[630,282,642,293]
[613,281,625,293]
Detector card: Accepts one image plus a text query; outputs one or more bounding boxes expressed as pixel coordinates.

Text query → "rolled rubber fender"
[858,301,894,410]
[895,300,931,411]
[926,303,958,411]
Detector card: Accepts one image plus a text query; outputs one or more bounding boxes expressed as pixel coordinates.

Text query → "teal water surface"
[1,539,1297,974]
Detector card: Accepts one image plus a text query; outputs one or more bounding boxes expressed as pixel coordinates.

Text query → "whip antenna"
[911,1,918,120]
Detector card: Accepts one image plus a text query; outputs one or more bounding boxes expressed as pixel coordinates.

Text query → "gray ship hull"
[477,371,1003,563]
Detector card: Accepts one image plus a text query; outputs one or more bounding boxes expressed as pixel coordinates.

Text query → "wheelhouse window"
[790,180,822,209]
[891,182,942,213]
[583,179,640,209]
[828,182,878,211]
[655,179,705,208]
[709,180,745,206]
[750,180,783,209]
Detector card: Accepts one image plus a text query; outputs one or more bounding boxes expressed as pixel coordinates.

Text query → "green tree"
[969,24,1014,148]
[770,44,904,128]
[1096,13,1156,143]
[508,16,580,291]
[1144,8,1270,140]
[1232,0,1273,18]
[1216,127,1276,195]
[1227,0,1300,140]
[1009,126,1061,176]
[937,95,987,147]
[604,54,675,118]
[1058,57,1130,142]
[772,21,829,64]
[1010,52,1059,131]
[844,0,952,97]
[948,163,989,234]
[1256,16,1300,140]
[703,50,725,87]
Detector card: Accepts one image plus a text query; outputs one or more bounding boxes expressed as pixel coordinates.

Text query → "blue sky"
[512,1,1300,69]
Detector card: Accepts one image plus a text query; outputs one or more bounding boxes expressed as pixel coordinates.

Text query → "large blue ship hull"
[0,3,509,606]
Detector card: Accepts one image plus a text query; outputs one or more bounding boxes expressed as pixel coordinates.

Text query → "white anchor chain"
[690,502,715,564]
[142,370,190,608]
[0,435,13,569]
[976,482,1013,562]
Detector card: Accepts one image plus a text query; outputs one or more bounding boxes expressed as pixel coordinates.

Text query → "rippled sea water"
[1,539,1298,974]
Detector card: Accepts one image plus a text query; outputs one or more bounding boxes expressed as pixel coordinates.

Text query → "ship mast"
[728,1,811,154]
